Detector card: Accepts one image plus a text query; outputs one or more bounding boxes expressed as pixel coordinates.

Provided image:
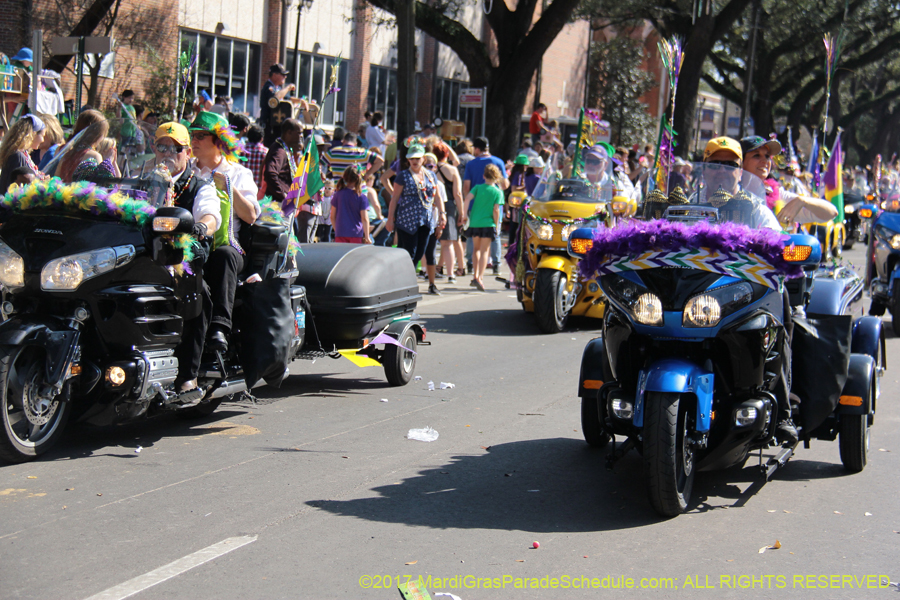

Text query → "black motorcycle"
[0,175,301,462]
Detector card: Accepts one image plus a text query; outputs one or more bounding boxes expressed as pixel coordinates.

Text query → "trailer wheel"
[384,328,417,386]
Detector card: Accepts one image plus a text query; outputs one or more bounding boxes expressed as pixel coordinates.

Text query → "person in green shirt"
[465,163,504,291]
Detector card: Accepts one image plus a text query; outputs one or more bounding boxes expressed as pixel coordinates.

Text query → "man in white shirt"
[188,112,260,352]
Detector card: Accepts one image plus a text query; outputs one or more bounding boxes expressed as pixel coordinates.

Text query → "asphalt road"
[1,244,898,600]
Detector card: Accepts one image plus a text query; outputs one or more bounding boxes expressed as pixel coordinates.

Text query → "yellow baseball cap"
[703,136,742,162]
[155,122,190,146]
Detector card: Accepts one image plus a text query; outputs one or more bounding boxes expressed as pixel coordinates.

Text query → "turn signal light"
[570,238,594,255]
[783,245,812,262]
[152,216,180,232]
[859,208,873,218]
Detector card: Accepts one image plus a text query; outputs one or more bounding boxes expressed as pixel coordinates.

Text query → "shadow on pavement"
[253,372,394,399]
[421,310,602,337]
[307,437,664,532]
[306,438,853,528]
[43,409,247,462]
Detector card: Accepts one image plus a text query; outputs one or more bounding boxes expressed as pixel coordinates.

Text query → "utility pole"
[739,0,760,139]
[396,0,416,162]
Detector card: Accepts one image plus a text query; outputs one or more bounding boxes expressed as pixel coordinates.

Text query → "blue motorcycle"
[570,163,883,517]
[862,190,900,334]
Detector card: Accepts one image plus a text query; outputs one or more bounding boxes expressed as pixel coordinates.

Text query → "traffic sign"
[459,88,483,108]
[50,36,112,56]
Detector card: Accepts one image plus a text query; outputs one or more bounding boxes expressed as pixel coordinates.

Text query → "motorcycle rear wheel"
[581,394,610,448]
[0,346,71,463]
[644,392,695,517]
[891,281,900,337]
[839,383,872,473]
[535,269,569,334]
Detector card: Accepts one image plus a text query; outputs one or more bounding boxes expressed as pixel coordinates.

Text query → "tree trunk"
[87,58,101,107]
[485,69,529,160]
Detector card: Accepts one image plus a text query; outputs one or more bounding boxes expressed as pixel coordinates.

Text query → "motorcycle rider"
[152,122,221,392]
[704,137,815,445]
[739,136,837,229]
[189,112,260,352]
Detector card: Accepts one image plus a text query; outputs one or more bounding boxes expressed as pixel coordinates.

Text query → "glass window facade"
[286,51,347,127]
[433,78,477,138]
[368,66,400,131]
[180,30,261,116]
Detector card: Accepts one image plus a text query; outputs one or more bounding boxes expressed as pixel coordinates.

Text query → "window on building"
[286,51,346,127]
[701,109,715,123]
[433,78,477,138]
[368,66,397,131]
[180,30,261,116]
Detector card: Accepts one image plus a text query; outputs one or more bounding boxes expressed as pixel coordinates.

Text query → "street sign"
[50,36,112,56]
[459,88,483,108]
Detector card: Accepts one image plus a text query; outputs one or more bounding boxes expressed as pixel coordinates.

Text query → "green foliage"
[141,44,177,116]
[589,36,655,147]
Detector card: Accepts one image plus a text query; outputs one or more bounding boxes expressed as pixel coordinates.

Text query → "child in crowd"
[330,166,371,244]
[465,163,504,291]
[317,178,335,242]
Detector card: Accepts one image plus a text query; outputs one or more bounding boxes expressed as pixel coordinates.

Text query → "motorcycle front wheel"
[0,346,71,463]
[535,269,569,333]
[644,392,695,517]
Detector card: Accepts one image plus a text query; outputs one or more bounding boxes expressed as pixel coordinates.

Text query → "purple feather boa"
[578,220,803,280]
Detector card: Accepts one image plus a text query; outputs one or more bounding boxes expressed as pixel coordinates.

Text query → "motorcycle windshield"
[533,158,615,204]
[42,117,172,208]
[661,162,778,230]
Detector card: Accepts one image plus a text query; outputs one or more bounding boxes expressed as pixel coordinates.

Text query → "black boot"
[776,419,799,446]
[207,325,228,352]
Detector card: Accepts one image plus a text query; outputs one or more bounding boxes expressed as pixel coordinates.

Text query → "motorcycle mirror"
[152,206,194,234]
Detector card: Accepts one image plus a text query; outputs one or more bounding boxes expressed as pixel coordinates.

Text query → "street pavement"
[1,245,898,600]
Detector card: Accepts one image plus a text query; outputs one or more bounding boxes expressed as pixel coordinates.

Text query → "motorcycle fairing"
[837,354,876,417]
[0,316,80,388]
[634,358,714,432]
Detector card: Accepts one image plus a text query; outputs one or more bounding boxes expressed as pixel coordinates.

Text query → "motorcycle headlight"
[891,235,900,251]
[634,293,663,325]
[42,248,118,291]
[602,276,663,326]
[683,282,754,327]
[844,204,855,214]
[684,295,721,327]
[534,222,554,240]
[560,224,579,241]
[0,239,24,290]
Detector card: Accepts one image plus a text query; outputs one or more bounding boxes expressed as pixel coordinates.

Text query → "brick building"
[3,0,663,143]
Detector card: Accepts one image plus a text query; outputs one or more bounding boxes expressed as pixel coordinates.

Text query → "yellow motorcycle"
[514,175,613,333]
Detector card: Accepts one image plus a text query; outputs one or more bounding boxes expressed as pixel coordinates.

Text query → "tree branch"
[367,0,494,83]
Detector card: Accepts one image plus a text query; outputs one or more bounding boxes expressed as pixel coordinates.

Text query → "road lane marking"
[83,536,257,600]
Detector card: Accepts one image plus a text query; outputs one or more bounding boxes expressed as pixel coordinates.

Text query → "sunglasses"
[424,163,437,169]
[585,157,604,165]
[156,144,185,155]
[190,131,212,140]
[706,160,740,169]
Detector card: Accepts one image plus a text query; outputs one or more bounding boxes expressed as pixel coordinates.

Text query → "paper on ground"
[407,427,439,442]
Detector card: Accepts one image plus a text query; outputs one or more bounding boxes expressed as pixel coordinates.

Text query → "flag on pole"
[806,136,819,181]
[823,131,843,223]
[283,140,324,217]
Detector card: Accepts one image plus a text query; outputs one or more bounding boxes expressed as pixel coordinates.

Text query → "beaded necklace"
[277,138,298,174]
[172,171,194,205]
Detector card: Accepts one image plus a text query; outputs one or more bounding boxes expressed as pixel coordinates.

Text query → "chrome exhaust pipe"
[209,378,248,400]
